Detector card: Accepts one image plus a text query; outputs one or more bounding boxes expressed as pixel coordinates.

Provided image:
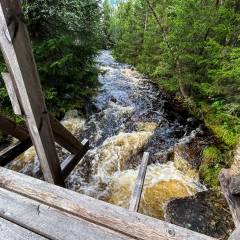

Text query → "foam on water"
[10,51,207,221]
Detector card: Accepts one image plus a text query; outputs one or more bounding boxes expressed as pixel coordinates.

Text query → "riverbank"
[2,51,235,239]
[112,49,239,191]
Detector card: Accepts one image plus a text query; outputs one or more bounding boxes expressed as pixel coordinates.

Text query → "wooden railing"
[0,0,89,186]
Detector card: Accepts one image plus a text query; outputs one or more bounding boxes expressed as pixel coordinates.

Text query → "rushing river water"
[8,50,207,220]
[6,50,235,238]
[66,51,207,219]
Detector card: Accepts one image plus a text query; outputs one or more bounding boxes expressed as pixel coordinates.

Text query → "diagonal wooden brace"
[0,1,64,186]
[2,72,85,155]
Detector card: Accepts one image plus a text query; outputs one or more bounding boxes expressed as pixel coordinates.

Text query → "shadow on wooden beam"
[61,139,89,179]
[0,138,32,167]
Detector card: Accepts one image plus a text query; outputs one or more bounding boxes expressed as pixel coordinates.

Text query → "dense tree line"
[0,0,103,118]
[108,0,240,188]
[111,0,240,149]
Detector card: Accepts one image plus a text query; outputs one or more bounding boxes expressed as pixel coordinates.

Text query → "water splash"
[10,51,208,222]
[69,129,156,198]
[107,162,205,219]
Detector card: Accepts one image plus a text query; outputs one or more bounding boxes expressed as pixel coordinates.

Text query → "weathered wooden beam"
[0,188,130,240]
[50,115,84,154]
[2,72,22,116]
[0,115,28,141]
[0,217,48,240]
[129,152,149,212]
[61,139,89,179]
[0,138,32,166]
[2,71,84,155]
[219,169,240,227]
[0,113,86,156]
[2,73,84,155]
[230,175,240,195]
[229,227,240,240]
[0,1,64,186]
[0,167,216,240]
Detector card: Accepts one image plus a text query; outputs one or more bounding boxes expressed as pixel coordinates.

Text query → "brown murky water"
[8,50,207,220]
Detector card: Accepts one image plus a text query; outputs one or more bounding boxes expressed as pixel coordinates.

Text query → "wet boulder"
[165,191,234,239]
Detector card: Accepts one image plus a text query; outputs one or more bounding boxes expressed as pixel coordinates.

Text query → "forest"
[0,0,103,119]
[0,1,240,238]
[111,0,240,147]
[108,0,240,188]
[0,0,239,193]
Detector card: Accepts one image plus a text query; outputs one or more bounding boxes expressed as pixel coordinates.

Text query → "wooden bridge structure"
[0,1,238,239]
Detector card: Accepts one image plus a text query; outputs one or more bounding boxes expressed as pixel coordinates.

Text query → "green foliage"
[112,0,240,148]
[111,0,240,188]
[33,36,100,116]
[200,146,223,189]
[0,0,102,121]
[102,0,115,48]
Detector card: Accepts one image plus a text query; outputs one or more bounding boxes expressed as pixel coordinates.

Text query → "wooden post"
[2,73,22,116]
[50,115,85,154]
[2,72,85,154]
[219,169,240,227]
[129,152,149,212]
[0,1,64,186]
[229,227,240,240]
[0,138,32,167]
[0,115,28,141]
[0,113,87,157]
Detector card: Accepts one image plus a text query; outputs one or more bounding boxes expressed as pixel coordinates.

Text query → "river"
[7,50,233,238]
[66,50,206,218]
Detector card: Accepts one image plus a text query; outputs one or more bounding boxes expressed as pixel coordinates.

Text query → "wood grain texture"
[0,188,131,240]
[2,72,22,116]
[129,152,149,212]
[0,138,32,166]
[219,169,240,227]
[0,113,85,156]
[1,71,85,155]
[0,167,216,240]
[0,1,64,185]
[61,139,89,179]
[50,115,85,154]
[230,174,240,195]
[229,227,240,240]
[0,217,48,240]
[0,114,28,141]
[1,71,86,158]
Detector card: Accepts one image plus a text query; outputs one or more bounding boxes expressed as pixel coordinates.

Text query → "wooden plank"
[0,113,85,155]
[2,72,22,116]
[0,188,132,240]
[50,115,85,154]
[0,114,28,141]
[0,217,48,240]
[129,152,149,212]
[229,227,240,240]
[61,139,89,179]
[1,70,85,155]
[0,167,216,240]
[219,169,240,227]
[230,174,240,195]
[2,69,83,154]
[1,72,84,154]
[0,138,32,166]
[0,1,64,186]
